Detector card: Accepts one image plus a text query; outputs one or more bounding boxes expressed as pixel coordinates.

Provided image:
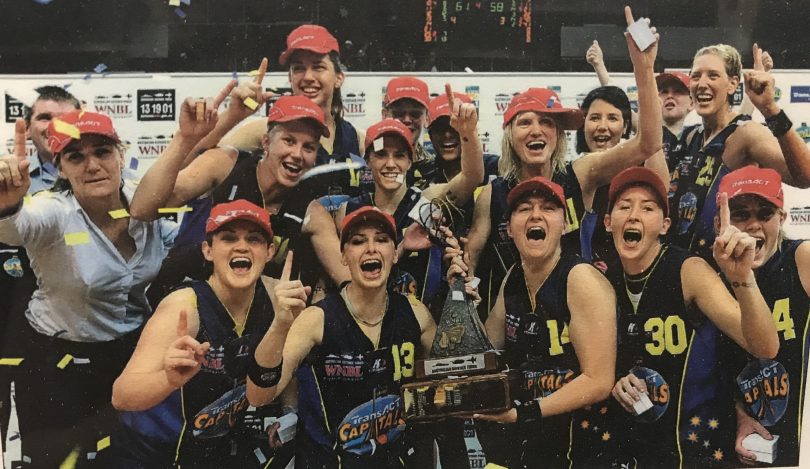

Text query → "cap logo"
[290,34,315,47]
[395,86,421,93]
[732,178,769,187]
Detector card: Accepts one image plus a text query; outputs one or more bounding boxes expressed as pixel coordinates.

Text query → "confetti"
[168,0,180,5]
[59,448,79,469]
[96,435,111,451]
[0,358,23,366]
[108,209,130,219]
[23,195,31,205]
[129,157,139,171]
[180,0,191,4]
[73,357,91,364]
[254,448,267,464]
[33,0,55,5]
[232,70,239,80]
[57,354,74,369]
[248,69,261,77]
[158,206,193,213]
[373,138,384,152]
[64,232,90,246]
[93,64,108,74]
[242,97,259,110]
[174,7,187,19]
[228,185,238,201]
[451,290,464,302]
[53,119,81,139]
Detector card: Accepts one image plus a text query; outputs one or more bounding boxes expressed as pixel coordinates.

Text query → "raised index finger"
[281,250,294,282]
[254,57,268,85]
[624,5,636,27]
[14,119,26,160]
[717,192,731,232]
[752,43,764,71]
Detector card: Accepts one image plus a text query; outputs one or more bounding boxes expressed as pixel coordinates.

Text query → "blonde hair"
[498,115,568,181]
[692,44,742,104]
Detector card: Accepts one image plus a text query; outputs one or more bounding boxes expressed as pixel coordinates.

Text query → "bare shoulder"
[406,296,435,333]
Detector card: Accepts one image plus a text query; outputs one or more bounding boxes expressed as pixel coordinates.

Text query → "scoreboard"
[423,0,533,46]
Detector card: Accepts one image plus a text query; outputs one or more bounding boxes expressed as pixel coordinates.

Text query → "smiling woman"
[0,111,178,466]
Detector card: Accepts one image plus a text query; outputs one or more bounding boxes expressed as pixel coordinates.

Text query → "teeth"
[527,141,546,151]
[229,257,252,270]
[282,162,301,173]
[623,229,642,243]
[360,259,382,272]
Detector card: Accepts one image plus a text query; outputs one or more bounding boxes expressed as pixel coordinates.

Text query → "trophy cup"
[401,197,521,421]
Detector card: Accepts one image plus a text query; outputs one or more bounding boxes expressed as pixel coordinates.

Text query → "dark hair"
[327,51,345,120]
[24,86,81,126]
[428,116,454,171]
[576,86,632,154]
[204,226,272,246]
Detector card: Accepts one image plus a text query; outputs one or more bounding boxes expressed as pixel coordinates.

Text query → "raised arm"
[424,84,485,207]
[247,252,314,406]
[572,7,663,198]
[684,193,779,358]
[302,200,350,284]
[586,40,612,86]
[465,183,493,276]
[738,43,773,117]
[112,289,210,411]
[0,119,31,217]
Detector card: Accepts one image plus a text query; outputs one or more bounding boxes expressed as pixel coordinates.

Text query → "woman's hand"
[163,309,210,389]
[611,372,648,413]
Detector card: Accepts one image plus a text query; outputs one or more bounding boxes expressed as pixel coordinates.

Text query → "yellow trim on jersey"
[797,306,810,439]
[174,386,189,467]
[311,364,332,434]
[675,331,697,469]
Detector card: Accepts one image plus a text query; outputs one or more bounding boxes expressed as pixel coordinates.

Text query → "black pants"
[14,322,140,468]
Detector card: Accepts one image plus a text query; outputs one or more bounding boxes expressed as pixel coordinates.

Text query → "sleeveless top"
[174,280,279,468]
[295,290,422,469]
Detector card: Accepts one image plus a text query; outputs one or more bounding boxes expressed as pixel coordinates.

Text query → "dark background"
[0,0,807,74]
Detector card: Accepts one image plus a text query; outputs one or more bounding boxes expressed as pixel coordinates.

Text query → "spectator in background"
[382,76,435,188]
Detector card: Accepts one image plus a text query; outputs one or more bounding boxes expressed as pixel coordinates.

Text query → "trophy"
[401,197,521,421]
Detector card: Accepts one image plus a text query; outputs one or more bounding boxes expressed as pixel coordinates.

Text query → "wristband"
[248,357,282,388]
[765,110,793,138]
[516,398,543,430]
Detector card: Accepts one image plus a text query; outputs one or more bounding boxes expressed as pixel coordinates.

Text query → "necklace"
[341,284,388,327]
[523,254,561,312]
[623,245,667,314]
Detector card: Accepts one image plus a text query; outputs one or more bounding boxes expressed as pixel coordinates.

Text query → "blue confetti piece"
[180,0,191,4]
[129,158,139,171]
[232,70,238,80]
[83,73,92,80]
[32,0,54,4]
[10,431,20,441]
[63,83,72,89]
[546,97,555,108]
[174,7,187,19]
[93,63,108,74]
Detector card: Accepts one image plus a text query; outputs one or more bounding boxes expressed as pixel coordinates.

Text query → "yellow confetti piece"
[53,119,81,139]
[97,435,111,451]
[248,69,260,76]
[108,208,130,219]
[64,232,90,246]
[59,447,80,469]
[57,354,74,369]
[168,0,180,5]
[23,195,31,205]
[158,206,193,214]
[0,358,23,366]
[243,97,259,110]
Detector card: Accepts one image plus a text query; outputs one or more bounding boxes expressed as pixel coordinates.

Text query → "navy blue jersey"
[487,254,587,468]
[174,280,280,468]
[477,164,583,316]
[663,124,700,174]
[315,117,361,167]
[724,240,809,467]
[667,116,750,260]
[296,290,422,469]
[593,245,734,468]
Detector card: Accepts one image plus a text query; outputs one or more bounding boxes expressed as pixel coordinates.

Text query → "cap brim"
[279,46,333,66]
[656,74,689,92]
[508,183,565,210]
[53,132,120,155]
[340,211,397,247]
[272,115,330,138]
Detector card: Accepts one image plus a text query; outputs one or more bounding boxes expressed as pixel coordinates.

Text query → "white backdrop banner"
[2,70,808,238]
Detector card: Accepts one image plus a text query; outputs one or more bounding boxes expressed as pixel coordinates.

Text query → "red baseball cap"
[384,76,430,109]
[507,177,566,211]
[340,206,398,249]
[205,199,274,239]
[718,166,784,208]
[279,24,340,66]
[427,92,473,126]
[47,110,120,155]
[655,71,690,93]
[503,88,583,130]
[608,167,670,216]
[364,118,414,156]
[267,95,330,137]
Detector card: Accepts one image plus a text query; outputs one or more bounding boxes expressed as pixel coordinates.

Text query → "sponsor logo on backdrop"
[263,87,293,116]
[790,86,810,103]
[732,83,744,106]
[343,90,367,118]
[465,85,481,114]
[5,138,35,158]
[5,94,26,123]
[626,85,639,112]
[137,89,175,121]
[479,130,492,154]
[93,93,133,119]
[575,91,588,107]
[796,122,810,143]
[789,206,810,225]
[494,92,518,116]
[129,134,171,172]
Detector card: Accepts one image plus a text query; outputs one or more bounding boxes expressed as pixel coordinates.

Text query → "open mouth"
[592,135,612,145]
[527,226,546,241]
[442,141,459,151]
[526,140,546,151]
[755,238,765,251]
[622,229,642,246]
[281,161,303,178]
[229,257,253,274]
[360,259,383,277]
[301,86,321,97]
[695,93,713,105]
[381,171,403,183]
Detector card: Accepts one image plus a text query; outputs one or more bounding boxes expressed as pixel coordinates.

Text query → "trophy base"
[415,350,503,379]
[401,370,522,421]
